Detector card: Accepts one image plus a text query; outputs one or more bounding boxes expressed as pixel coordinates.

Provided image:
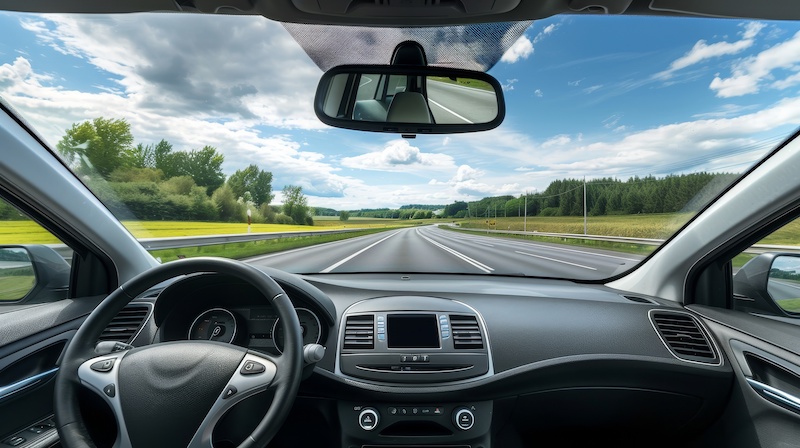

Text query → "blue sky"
[1,12,799,210]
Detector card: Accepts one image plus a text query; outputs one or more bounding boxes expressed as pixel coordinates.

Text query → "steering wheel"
[54,257,304,448]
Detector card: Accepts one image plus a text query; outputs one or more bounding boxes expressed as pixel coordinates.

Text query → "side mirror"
[0,245,70,303]
[314,64,505,135]
[733,253,800,315]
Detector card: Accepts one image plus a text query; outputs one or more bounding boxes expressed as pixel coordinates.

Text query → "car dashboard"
[121,268,733,448]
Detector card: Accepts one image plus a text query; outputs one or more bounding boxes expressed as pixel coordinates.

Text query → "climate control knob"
[453,407,475,430]
[358,408,380,431]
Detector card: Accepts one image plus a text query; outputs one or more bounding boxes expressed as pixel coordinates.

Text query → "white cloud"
[533,23,560,44]
[657,21,765,80]
[534,89,543,97]
[567,79,583,87]
[500,34,533,64]
[541,134,571,147]
[583,84,603,94]
[710,30,800,97]
[603,114,623,129]
[16,15,323,129]
[502,78,518,91]
[341,140,455,172]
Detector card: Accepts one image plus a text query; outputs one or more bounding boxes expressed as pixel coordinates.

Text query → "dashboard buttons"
[103,384,116,398]
[240,360,266,375]
[90,358,115,373]
[358,408,379,431]
[439,315,450,339]
[453,408,475,430]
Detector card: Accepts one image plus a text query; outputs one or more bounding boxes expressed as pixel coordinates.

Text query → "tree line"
[439,172,739,219]
[54,117,313,225]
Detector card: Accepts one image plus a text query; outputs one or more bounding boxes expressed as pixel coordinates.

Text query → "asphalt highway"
[246,226,644,280]
[427,80,498,124]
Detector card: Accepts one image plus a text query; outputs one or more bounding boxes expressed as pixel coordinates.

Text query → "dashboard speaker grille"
[450,315,483,349]
[651,311,718,363]
[99,304,151,344]
[343,315,374,349]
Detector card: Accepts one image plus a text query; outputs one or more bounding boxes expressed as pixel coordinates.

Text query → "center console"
[335,297,493,447]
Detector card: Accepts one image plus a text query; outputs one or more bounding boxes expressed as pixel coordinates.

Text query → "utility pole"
[583,177,587,235]
[524,192,528,233]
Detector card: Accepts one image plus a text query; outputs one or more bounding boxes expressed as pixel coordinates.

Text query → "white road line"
[359,76,373,87]
[510,241,639,262]
[428,98,473,124]
[320,231,400,273]
[417,229,494,273]
[515,251,597,271]
[245,232,373,262]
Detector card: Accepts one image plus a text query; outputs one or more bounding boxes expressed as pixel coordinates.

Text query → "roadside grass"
[0,276,35,301]
[443,226,656,256]
[456,214,694,239]
[778,298,800,313]
[149,228,398,263]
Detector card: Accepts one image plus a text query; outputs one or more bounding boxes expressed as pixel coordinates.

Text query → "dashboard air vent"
[99,304,151,344]
[450,315,483,349]
[343,315,374,349]
[651,311,718,363]
[623,295,656,304]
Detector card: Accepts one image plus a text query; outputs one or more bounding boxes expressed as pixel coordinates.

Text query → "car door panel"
[0,298,102,446]
[689,305,800,447]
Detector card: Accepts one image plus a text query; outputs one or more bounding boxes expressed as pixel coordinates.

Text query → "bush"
[540,207,560,217]
[305,216,314,226]
[274,214,294,225]
[212,185,246,222]
[260,203,276,223]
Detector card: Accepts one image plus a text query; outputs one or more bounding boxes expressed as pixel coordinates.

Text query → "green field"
[456,214,800,244]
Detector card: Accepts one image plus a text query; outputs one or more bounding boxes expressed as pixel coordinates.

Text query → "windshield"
[1,13,798,280]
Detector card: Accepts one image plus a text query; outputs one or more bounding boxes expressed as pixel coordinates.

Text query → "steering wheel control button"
[90,358,115,372]
[454,408,475,430]
[222,385,238,399]
[103,384,116,398]
[240,360,266,375]
[358,408,379,431]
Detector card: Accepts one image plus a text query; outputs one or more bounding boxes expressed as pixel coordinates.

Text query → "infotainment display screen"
[387,314,440,348]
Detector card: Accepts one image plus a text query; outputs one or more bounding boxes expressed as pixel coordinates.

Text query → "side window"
[0,198,71,304]
[732,217,800,316]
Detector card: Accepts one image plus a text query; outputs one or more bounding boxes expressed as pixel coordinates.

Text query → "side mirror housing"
[733,252,800,315]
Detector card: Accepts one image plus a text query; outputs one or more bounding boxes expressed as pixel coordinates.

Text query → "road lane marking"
[320,231,400,273]
[510,242,639,262]
[428,98,473,124]
[245,232,375,262]
[359,76,373,87]
[417,229,494,273]
[514,251,597,271]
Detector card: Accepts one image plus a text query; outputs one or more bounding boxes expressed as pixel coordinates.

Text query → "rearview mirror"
[314,65,505,135]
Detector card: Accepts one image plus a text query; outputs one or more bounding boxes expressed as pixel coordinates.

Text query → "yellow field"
[0,218,414,244]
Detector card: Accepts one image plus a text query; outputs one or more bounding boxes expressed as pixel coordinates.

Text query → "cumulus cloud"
[534,89,543,97]
[710,29,800,97]
[341,140,455,172]
[500,34,533,63]
[17,14,323,128]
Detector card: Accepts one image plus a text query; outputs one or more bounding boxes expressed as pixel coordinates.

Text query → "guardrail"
[48,228,371,260]
[446,226,800,255]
